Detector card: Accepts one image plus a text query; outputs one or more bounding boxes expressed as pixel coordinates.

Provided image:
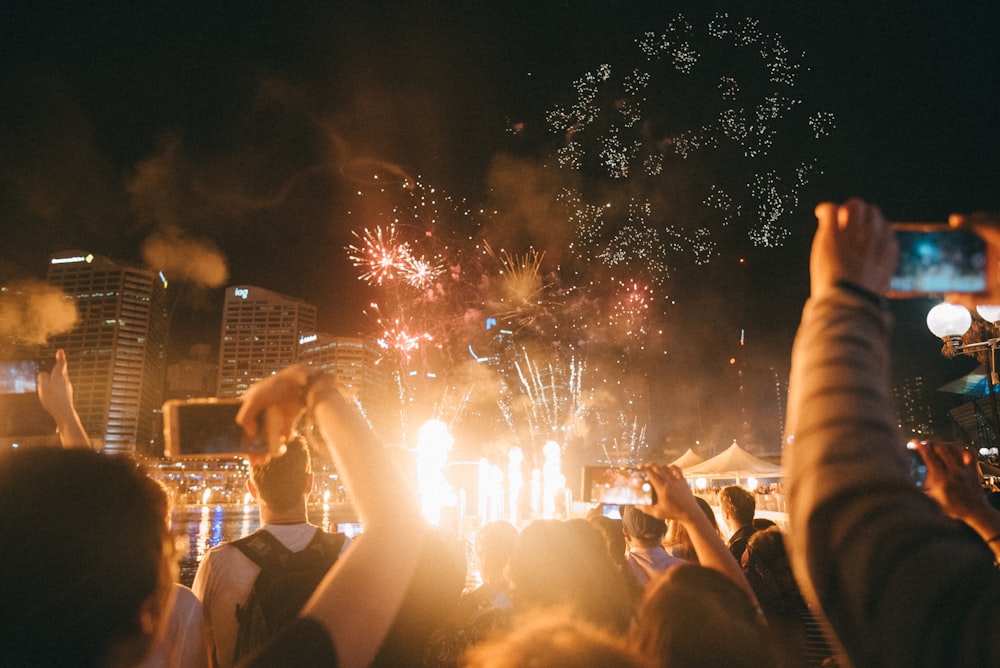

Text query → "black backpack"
[230,527,345,664]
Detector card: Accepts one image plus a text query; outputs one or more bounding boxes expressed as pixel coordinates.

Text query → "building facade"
[46,251,169,454]
[165,343,217,400]
[217,286,317,398]
[298,333,394,438]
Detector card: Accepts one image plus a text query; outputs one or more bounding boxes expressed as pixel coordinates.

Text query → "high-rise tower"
[297,333,394,439]
[46,251,169,454]
[217,286,317,398]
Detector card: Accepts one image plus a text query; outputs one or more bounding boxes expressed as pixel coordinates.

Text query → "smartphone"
[162,398,257,458]
[601,503,622,520]
[905,441,928,489]
[0,359,56,438]
[889,224,988,297]
[581,465,656,505]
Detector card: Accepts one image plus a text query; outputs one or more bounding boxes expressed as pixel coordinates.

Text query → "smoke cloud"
[141,226,229,288]
[0,280,78,345]
[484,154,578,260]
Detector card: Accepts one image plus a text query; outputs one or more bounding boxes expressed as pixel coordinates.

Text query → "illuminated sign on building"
[51,254,94,265]
[234,288,249,299]
[299,334,318,345]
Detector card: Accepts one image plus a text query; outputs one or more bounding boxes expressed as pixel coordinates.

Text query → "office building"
[217,286,317,398]
[46,251,169,454]
[298,333,394,437]
[893,375,937,438]
[165,343,217,399]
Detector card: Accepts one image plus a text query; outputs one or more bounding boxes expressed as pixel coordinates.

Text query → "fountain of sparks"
[415,423,573,530]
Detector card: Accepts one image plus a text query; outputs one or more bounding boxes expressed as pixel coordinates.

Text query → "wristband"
[301,370,342,421]
[836,280,890,311]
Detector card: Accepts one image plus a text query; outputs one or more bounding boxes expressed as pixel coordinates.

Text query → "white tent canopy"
[669,448,705,470]
[683,441,783,481]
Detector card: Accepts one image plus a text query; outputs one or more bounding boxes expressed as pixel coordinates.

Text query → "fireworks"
[339,8,823,465]
[347,225,444,290]
[547,10,833,283]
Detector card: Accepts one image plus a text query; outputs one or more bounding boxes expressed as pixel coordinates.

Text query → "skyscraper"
[298,333,394,438]
[46,251,169,454]
[217,286,317,398]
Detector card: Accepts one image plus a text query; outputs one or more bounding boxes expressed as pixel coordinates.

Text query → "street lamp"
[926,303,1000,374]
[927,302,1000,444]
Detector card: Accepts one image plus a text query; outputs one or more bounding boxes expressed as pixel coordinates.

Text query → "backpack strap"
[232,527,346,569]
[305,529,347,562]
[232,529,293,570]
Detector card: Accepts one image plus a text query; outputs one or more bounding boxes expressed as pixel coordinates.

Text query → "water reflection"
[172,503,359,587]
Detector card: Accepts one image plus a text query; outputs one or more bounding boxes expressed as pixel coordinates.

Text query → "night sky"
[2,1,998,451]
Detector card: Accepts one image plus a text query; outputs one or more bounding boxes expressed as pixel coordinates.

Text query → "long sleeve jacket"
[784,288,1000,667]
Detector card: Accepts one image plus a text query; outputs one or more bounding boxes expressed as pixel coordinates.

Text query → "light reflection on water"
[172,503,360,587]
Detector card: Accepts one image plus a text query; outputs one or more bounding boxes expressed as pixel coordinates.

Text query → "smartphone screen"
[905,442,928,489]
[0,360,39,394]
[0,360,56,438]
[162,398,245,458]
[601,503,622,520]
[890,225,987,297]
[581,465,655,505]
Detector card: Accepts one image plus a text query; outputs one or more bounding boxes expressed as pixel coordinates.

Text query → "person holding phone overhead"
[784,199,1000,666]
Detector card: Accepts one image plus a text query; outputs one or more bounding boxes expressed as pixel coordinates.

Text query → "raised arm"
[236,365,428,668]
[637,463,758,606]
[36,349,90,448]
[785,199,1000,666]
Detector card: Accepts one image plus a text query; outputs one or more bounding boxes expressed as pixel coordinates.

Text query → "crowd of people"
[3,199,1000,667]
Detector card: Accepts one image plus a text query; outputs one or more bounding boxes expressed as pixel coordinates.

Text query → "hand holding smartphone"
[0,359,56,439]
[162,398,287,459]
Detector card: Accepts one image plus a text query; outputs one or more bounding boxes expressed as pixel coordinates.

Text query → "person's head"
[509,519,633,631]
[752,517,777,532]
[475,520,518,586]
[0,447,176,667]
[588,515,628,563]
[741,527,805,615]
[622,505,667,547]
[664,496,719,562]
[248,434,313,513]
[464,609,649,668]
[693,495,720,532]
[630,564,778,667]
[719,485,756,528]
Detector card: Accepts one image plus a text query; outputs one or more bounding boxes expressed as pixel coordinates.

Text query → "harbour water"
[172,503,359,587]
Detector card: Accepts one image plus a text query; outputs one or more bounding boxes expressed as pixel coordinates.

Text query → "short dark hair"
[250,435,312,512]
[719,486,756,526]
[0,447,173,667]
[622,505,667,544]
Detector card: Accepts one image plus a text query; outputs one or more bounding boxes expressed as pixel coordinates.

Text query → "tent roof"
[669,448,705,470]
[938,364,989,397]
[684,441,784,479]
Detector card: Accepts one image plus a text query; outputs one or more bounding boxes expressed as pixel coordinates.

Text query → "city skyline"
[2,2,998,450]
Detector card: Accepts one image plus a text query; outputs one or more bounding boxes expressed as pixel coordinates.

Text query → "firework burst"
[548,10,832,283]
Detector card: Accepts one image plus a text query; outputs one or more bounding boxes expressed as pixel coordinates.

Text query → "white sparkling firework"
[548,10,834,282]
[511,350,588,450]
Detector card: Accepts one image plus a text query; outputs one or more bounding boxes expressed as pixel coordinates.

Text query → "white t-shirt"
[191,524,350,668]
[139,583,207,668]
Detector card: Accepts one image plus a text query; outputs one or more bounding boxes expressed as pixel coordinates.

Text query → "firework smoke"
[0,280,77,346]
